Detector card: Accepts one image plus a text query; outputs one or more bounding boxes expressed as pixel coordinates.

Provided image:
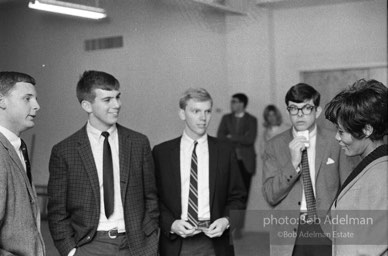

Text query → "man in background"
[153,88,246,256]
[48,70,159,256]
[0,71,45,256]
[217,93,257,195]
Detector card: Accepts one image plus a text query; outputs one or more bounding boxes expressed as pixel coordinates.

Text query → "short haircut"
[285,83,320,106]
[76,70,120,103]
[232,93,248,108]
[325,79,387,141]
[179,88,213,110]
[0,71,36,95]
[263,104,283,127]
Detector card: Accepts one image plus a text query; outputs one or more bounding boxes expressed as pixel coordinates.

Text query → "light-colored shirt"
[0,125,26,171]
[292,126,317,212]
[180,131,210,221]
[86,121,125,232]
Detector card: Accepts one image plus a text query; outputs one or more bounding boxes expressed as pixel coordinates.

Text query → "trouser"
[74,231,130,256]
[180,233,216,256]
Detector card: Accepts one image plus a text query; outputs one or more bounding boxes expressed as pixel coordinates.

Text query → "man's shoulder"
[53,126,86,149]
[153,137,181,152]
[117,124,149,142]
[244,112,258,121]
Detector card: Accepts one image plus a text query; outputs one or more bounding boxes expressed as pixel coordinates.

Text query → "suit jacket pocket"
[143,217,158,237]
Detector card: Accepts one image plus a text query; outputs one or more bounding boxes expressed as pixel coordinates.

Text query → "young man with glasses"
[262,83,357,256]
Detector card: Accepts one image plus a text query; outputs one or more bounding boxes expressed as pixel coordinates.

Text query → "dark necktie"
[301,149,317,220]
[102,132,114,219]
[20,139,32,185]
[187,141,199,227]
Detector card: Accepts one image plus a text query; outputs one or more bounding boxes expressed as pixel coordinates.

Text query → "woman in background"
[259,104,290,159]
[325,79,387,256]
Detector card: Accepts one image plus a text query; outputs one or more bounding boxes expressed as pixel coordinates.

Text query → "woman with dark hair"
[259,104,290,159]
[325,79,388,256]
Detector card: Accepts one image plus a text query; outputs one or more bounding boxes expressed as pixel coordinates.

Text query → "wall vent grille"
[84,36,123,51]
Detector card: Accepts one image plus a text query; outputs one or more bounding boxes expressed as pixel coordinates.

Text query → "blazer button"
[86,236,91,240]
[287,179,290,182]
[298,201,301,205]
[289,175,293,178]
[293,228,297,232]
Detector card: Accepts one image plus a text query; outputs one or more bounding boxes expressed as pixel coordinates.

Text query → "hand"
[289,136,309,169]
[171,220,201,238]
[203,217,229,238]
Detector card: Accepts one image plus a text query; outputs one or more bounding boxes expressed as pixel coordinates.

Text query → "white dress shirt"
[292,126,317,212]
[86,121,125,232]
[180,131,210,221]
[0,125,26,171]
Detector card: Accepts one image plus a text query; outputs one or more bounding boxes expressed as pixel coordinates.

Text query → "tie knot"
[101,131,110,138]
[193,141,198,149]
[20,139,27,151]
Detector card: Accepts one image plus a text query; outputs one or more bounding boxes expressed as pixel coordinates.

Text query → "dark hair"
[179,88,213,109]
[76,70,120,103]
[263,104,282,127]
[232,93,248,108]
[285,83,320,106]
[325,79,387,141]
[0,71,36,95]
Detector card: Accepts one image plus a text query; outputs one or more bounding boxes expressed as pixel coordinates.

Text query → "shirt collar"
[0,125,21,150]
[86,121,117,139]
[234,112,245,118]
[292,124,317,139]
[182,130,208,145]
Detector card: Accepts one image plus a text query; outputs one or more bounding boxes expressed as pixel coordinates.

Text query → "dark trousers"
[292,221,332,256]
[180,233,216,256]
[237,160,252,194]
[74,232,130,256]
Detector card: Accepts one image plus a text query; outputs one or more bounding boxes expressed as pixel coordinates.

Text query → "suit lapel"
[0,133,35,200]
[314,127,329,179]
[208,137,218,209]
[117,125,131,201]
[77,127,100,206]
[170,138,182,213]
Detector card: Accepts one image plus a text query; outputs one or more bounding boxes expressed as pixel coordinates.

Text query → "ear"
[178,108,186,121]
[0,94,6,110]
[81,100,92,114]
[315,106,322,119]
[363,124,373,138]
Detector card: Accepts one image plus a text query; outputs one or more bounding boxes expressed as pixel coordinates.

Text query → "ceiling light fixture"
[28,0,107,20]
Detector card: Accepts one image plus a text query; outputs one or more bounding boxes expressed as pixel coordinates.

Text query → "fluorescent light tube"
[28,0,107,20]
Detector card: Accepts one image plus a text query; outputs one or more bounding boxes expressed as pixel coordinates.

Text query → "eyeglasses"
[287,105,316,116]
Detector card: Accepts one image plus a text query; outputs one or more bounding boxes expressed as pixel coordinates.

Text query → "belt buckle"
[108,228,118,239]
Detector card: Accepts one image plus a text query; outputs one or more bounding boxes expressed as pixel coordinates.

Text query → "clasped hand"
[171,218,229,238]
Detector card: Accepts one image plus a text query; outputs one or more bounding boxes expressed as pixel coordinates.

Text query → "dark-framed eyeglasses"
[287,104,316,116]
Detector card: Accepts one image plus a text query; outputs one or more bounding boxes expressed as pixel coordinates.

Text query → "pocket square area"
[326,158,335,164]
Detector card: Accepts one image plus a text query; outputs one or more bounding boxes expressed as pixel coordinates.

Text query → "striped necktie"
[301,149,317,220]
[187,141,199,227]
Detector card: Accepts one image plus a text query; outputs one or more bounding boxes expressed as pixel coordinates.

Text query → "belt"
[97,229,126,239]
[196,220,211,230]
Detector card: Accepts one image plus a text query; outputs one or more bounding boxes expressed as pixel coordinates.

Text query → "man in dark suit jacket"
[48,71,159,256]
[153,88,247,256]
[217,93,257,193]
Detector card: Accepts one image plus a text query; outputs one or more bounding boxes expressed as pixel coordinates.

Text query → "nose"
[112,98,121,108]
[335,131,341,142]
[34,99,40,111]
[297,109,304,117]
